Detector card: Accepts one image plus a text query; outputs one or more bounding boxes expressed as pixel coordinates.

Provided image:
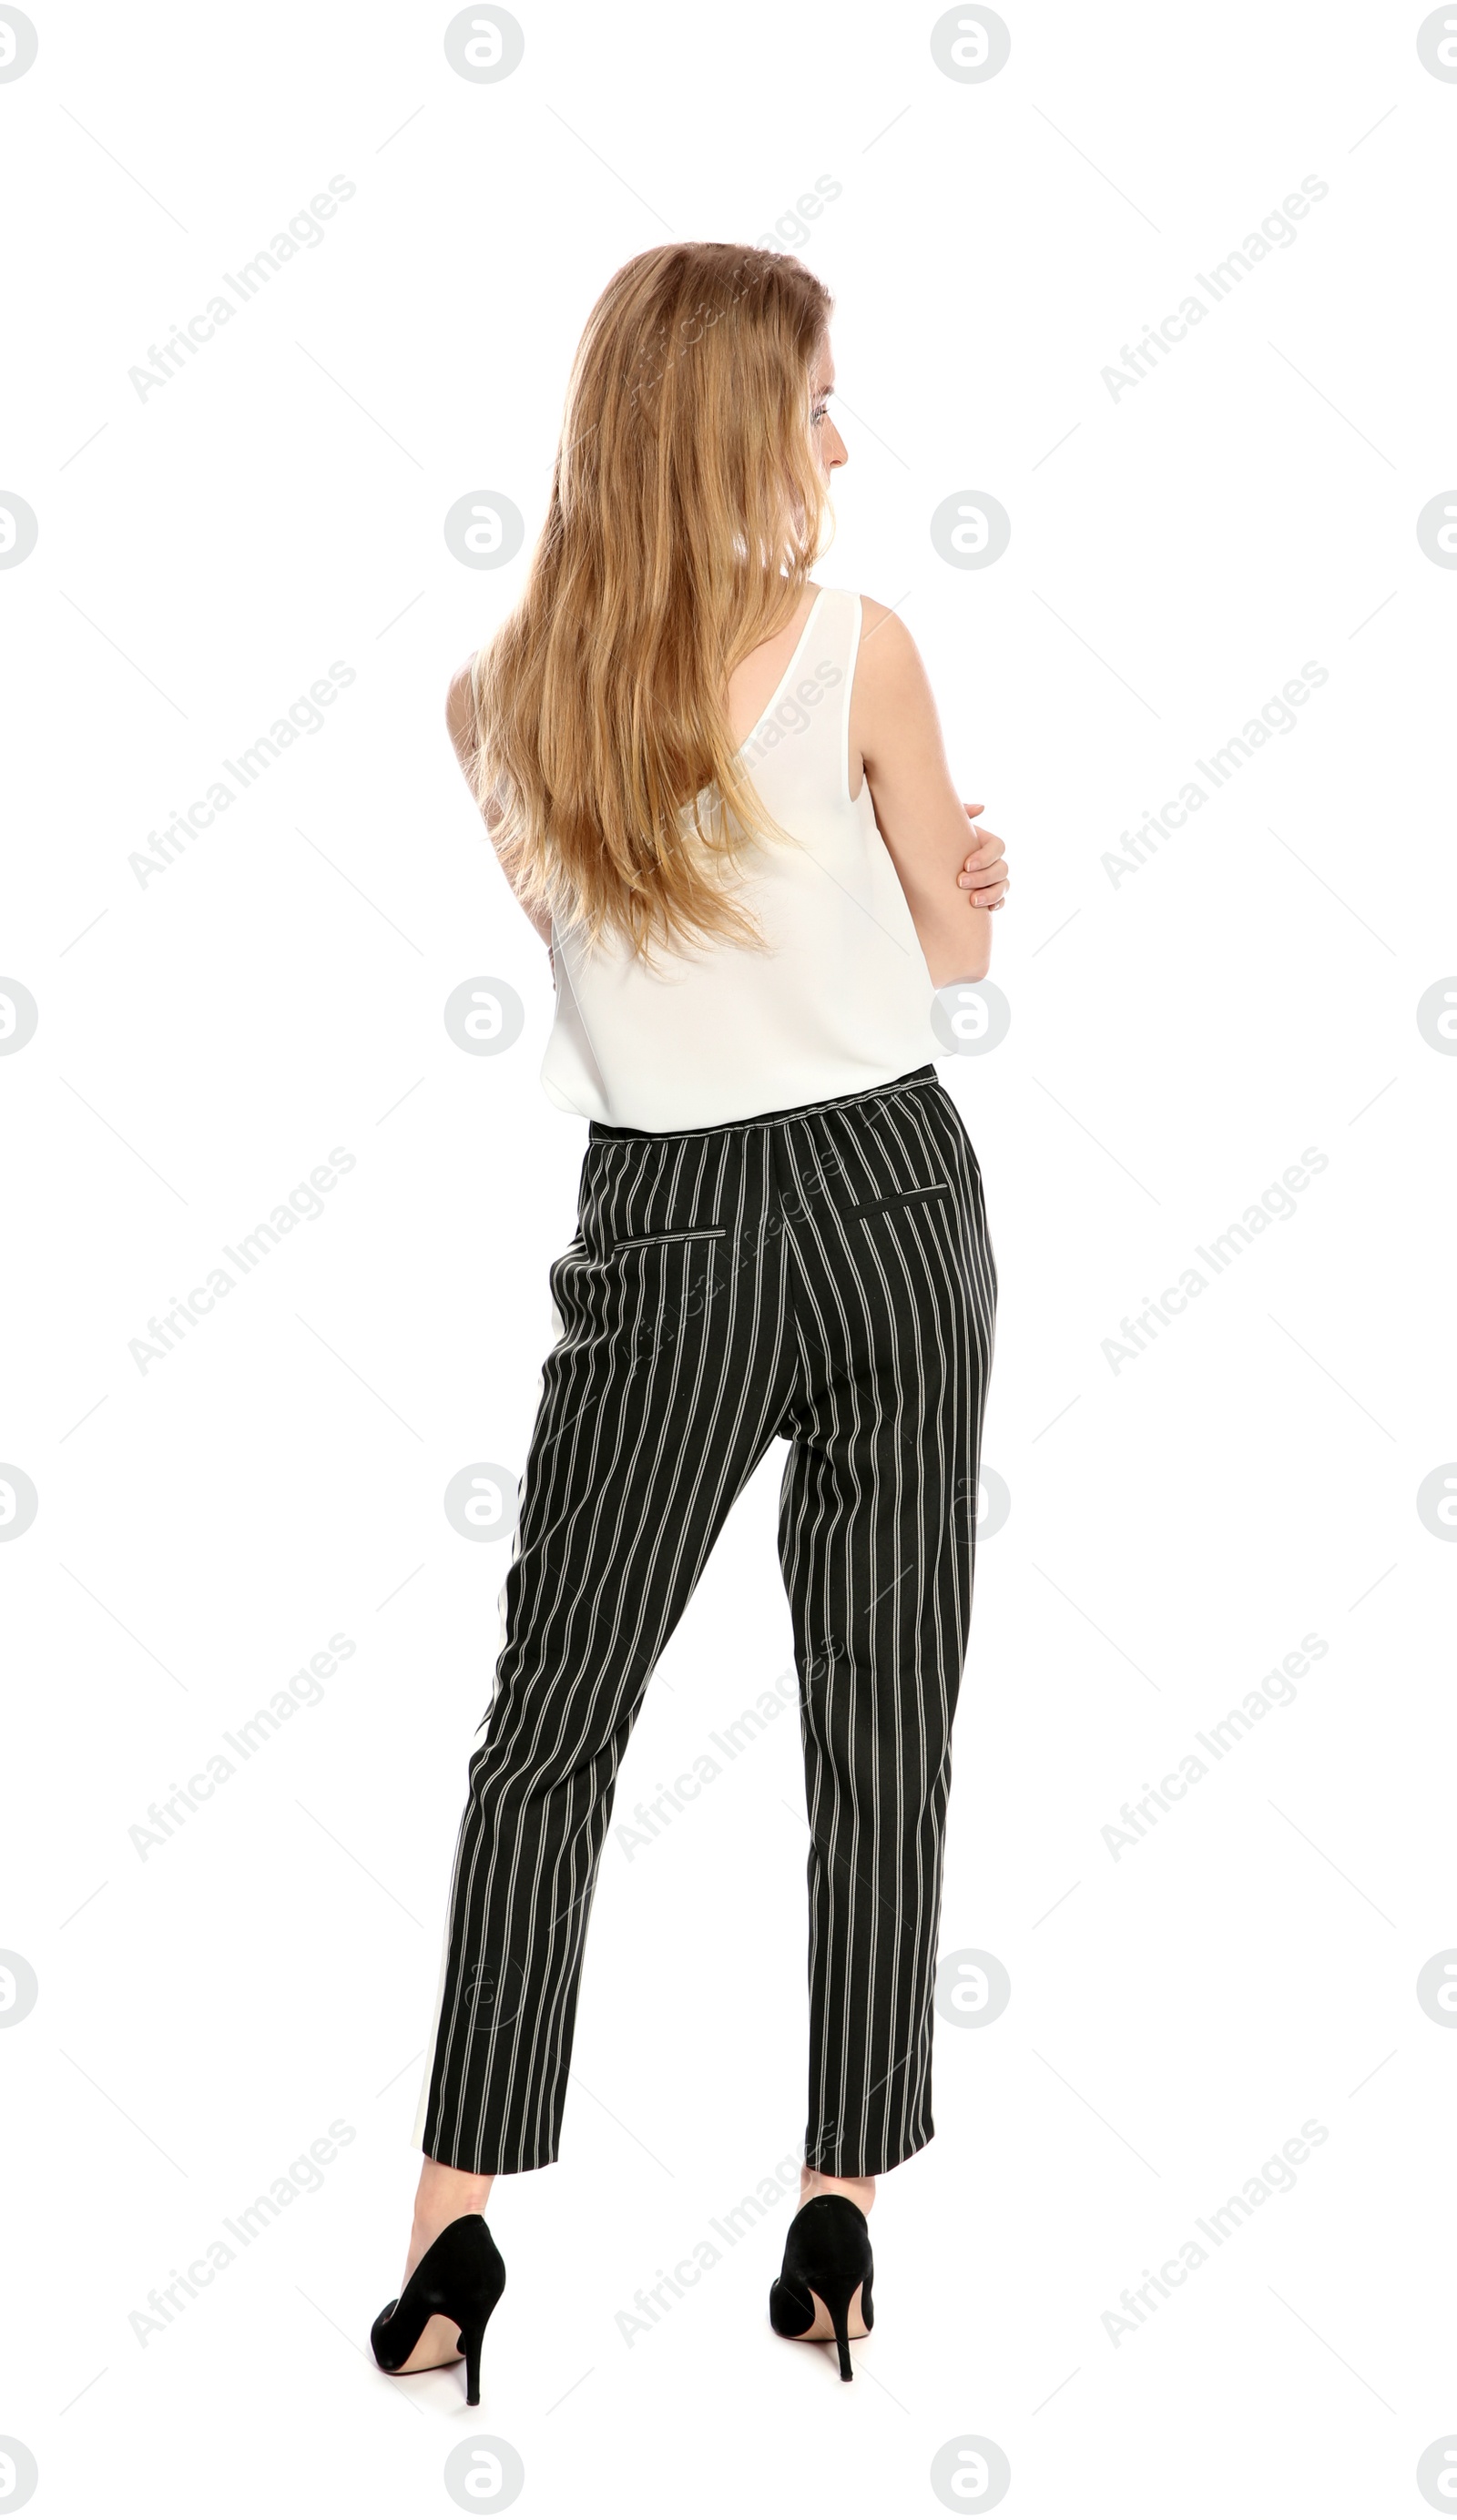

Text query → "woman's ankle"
[800,2166,876,2215]
[413,2154,495,2238]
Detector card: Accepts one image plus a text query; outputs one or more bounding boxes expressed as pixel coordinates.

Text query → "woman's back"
[541,584,940,1129]
[448,242,1000,1128]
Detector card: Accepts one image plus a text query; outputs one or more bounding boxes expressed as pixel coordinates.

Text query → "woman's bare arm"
[445,663,554,950]
[851,601,996,988]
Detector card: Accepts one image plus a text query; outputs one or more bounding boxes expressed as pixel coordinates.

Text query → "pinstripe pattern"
[413,1061,996,2177]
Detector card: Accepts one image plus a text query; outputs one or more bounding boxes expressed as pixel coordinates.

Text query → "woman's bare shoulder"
[854,596,927,696]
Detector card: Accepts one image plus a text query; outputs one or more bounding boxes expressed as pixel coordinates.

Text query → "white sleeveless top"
[538,584,941,1130]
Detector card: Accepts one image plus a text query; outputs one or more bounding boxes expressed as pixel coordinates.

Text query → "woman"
[370,241,1007,2398]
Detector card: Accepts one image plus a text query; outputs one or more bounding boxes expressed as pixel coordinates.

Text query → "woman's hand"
[956,801,1009,909]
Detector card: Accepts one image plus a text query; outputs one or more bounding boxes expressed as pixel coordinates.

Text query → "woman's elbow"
[923,929,992,989]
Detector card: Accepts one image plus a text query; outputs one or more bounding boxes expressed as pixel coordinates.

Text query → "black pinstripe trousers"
[413,1062,997,2178]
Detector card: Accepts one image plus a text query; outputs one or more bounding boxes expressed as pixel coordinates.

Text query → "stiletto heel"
[371,2212,506,2403]
[768,2194,874,2382]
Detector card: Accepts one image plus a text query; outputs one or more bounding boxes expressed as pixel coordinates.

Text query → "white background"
[3,2,1455,2514]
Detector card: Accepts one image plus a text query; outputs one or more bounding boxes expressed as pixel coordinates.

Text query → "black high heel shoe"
[769,2194,874,2382]
[371,2212,506,2405]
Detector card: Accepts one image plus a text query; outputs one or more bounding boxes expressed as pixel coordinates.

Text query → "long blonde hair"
[464,243,834,961]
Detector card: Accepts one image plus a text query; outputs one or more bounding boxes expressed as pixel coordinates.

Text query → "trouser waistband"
[586,1062,938,1145]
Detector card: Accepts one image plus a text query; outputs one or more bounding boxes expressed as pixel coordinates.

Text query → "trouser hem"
[804,2122,933,2180]
[421,2138,561,2176]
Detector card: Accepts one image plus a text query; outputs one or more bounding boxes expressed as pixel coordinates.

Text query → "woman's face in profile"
[809,335,848,478]
[778,331,847,547]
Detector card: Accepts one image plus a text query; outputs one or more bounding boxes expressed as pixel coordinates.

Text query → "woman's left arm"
[853,602,1011,987]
